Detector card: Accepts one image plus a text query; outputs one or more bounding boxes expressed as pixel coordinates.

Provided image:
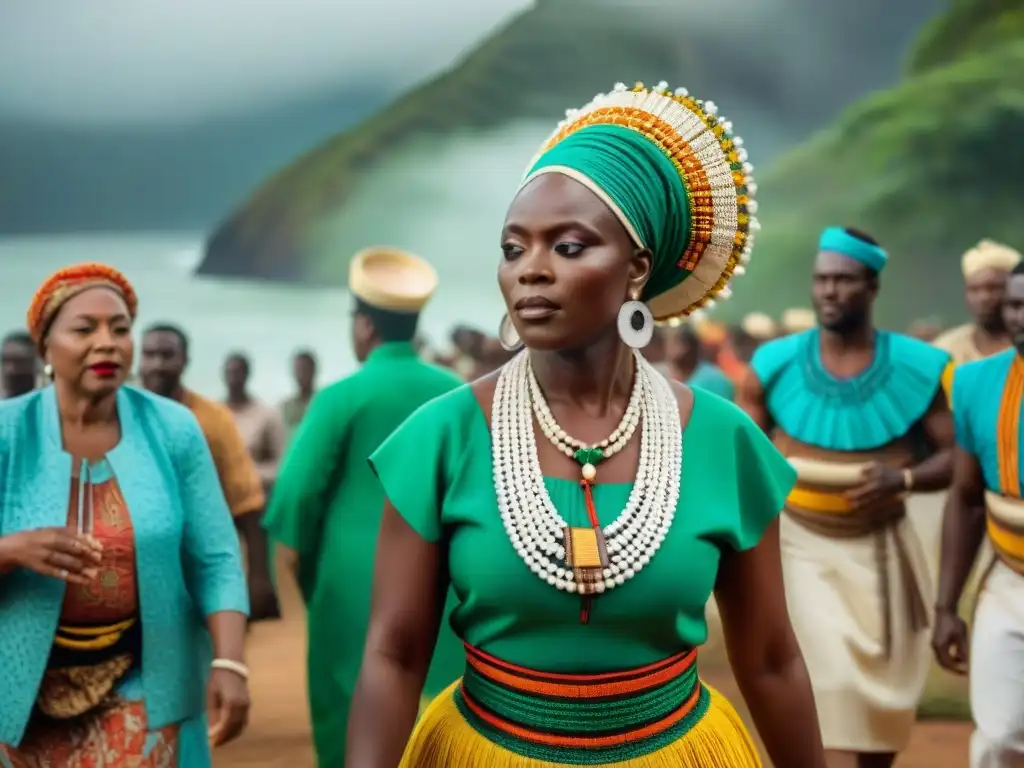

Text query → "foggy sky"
[0,0,530,126]
[0,0,941,128]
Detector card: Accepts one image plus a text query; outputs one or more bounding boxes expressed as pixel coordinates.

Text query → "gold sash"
[54,617,136,651]
[941,361,956,406]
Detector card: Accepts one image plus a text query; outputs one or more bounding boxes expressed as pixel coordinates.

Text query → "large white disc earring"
[43,363,54,380]
[617,300,654,349]
[498,314,523,352]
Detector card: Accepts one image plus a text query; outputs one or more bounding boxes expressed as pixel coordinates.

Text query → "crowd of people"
[0,79,1022,768]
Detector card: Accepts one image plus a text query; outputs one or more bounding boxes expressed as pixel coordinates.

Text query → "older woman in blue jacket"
[0,263,250,767]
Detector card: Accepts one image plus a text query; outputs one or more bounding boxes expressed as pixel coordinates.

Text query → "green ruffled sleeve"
[727,407,797,551]
[368,387,470,543]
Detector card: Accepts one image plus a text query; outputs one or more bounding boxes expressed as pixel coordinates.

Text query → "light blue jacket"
[0,385,249,746]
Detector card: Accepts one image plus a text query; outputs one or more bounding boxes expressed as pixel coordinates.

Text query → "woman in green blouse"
[347,82,827,767]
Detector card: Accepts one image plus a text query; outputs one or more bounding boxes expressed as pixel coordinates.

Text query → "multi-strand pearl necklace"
[492,350,682,597]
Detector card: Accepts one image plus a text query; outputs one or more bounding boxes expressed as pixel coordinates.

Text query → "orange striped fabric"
[457,644,705,753]
[996,355,1024,499]
[464,643,696,699]
[26,263,138,347]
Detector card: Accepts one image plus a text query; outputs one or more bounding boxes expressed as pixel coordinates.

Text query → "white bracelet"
[211,658,250,680]
[902,468,914,492]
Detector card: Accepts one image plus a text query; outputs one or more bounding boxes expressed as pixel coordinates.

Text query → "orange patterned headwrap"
[26,262,138,349]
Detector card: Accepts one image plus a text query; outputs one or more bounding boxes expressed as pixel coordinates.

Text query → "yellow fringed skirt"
[400,645,762,767]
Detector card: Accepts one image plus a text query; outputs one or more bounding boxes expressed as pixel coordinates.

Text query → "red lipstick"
[89,363,119,377]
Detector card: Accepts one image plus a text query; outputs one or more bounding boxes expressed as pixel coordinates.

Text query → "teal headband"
[523,123,692,302]
[818,227,888,273]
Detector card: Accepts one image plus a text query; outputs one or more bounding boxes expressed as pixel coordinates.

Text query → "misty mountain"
[0,0,944,242]
[0,86,392,235]
[199,0,944,281]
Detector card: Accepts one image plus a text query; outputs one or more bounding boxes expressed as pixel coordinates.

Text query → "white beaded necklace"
[491,350,682,603]
[527,363,642,481]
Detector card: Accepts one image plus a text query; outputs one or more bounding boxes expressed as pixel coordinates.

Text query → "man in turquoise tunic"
[738,226,954,767]
[263,246,464,767]
[933,260,1024,767]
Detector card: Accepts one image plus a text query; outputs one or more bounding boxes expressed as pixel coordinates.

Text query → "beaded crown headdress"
[521,80,758,326]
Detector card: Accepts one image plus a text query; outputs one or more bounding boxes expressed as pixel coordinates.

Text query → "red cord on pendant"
[580,479,600,528]
[578,479,600,625]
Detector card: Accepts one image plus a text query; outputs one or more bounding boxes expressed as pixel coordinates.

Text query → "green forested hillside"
[908,0,1024,74]
[729,0,1024,326]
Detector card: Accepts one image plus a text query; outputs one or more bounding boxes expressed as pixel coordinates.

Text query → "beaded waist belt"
[455,643,708,763]
[50,617,139,669]
[55,618,136,651]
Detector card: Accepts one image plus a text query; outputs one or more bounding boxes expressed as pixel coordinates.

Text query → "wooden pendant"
[564,525,609,624]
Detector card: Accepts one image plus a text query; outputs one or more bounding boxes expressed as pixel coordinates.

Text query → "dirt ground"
[216,562,972,767]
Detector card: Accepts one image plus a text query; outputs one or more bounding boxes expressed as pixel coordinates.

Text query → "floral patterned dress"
[0,460,180,768]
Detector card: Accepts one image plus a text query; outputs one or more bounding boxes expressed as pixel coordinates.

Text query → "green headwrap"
[517,81,757,323]
[524,123,693,301]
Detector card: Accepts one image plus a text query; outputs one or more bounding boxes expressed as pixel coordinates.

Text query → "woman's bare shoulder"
[663,375,696,431]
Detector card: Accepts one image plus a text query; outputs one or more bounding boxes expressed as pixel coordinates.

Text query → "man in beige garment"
[933,264,1024,767]
[934,240,1021,367]
[928,242,1018,537]
[222,352,288,621]
[279,350,318,439]
[222,352,288,491]
[739,227,954,768]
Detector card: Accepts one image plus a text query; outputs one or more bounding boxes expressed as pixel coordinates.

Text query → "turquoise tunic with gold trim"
[748,328,950,753]
[750,329,950,452]
[952,348,1024,572]
[953,349,1021,493]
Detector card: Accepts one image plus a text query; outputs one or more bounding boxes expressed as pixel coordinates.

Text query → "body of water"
[0,124,568,401]
[0,234,503,402]
[0,117,782,403]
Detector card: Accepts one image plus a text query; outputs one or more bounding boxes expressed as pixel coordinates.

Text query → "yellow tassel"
[941,362,955,406]
[400,680,762,767]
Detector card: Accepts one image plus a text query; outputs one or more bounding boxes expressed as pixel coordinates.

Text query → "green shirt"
[369,383,795,673]
[263,342,463,767]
